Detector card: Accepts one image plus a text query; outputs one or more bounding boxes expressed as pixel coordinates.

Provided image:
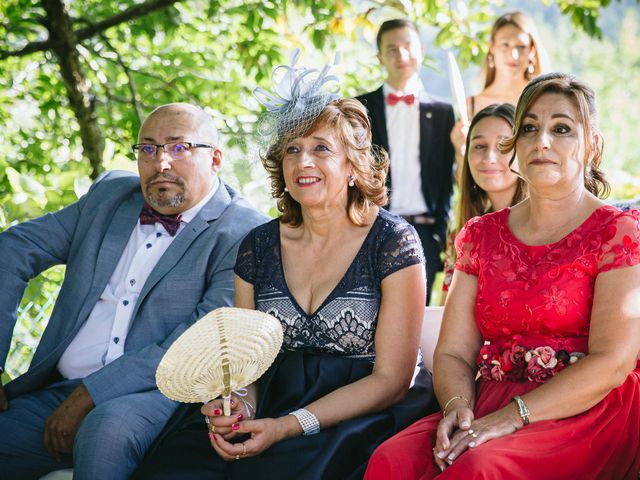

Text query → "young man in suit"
[357,19,455,304]
[0,103,266,479]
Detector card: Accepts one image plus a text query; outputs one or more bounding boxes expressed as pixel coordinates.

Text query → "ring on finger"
[205,417,215,433]
[470,431,479,438]
[235,454,240,461]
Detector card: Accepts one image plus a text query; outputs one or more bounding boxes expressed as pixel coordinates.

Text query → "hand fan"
[156,307,283,415]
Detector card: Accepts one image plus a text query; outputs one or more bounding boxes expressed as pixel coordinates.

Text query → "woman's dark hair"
[262,98,389,226]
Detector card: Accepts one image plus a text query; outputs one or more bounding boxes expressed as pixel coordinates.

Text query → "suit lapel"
[132,181,232,315]
[92,192,143,297]
[419,98,436,211]
[370,87,390,153]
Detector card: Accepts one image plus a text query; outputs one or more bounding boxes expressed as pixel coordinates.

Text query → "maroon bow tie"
[387,92,416,106]
[139,203,182,236]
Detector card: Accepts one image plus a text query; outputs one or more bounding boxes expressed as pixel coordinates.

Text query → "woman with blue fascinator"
[133,51,436,479]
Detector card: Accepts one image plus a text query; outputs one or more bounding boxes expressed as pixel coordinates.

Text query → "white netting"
[253,49,341,152]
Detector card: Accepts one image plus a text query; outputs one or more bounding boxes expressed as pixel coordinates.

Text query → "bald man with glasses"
[0,103,266,479]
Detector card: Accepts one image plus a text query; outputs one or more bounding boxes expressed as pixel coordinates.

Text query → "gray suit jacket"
[0,170,267,404]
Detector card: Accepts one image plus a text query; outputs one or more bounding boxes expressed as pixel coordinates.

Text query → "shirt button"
[123,300,129,306]
[113,337,120,344]
[129,279,136,286]
[156,232,162,238]
[146,243,152,249]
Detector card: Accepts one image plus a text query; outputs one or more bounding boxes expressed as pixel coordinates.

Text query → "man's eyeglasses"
[132,142,214,161]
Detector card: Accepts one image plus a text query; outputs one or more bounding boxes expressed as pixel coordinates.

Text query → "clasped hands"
[432,403,521,472]
[202,395,293,462]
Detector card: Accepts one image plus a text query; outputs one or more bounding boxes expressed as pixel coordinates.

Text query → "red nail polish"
[236,414,243,421]
[231,423,240,431]
[213,408,222,416]
[208,432,214,441]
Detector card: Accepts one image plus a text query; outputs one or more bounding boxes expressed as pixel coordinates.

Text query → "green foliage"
[547,7,640,181]
[0,0,637,376]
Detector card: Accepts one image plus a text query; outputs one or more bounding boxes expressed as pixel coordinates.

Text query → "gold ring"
[205,417,215,433]
[242,443,247,456]
[471,432,478,438]
[235,454,240,461]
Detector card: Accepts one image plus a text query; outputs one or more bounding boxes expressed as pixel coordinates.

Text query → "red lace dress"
[365,205,640,480]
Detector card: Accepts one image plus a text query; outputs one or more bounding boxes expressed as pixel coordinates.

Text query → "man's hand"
[43,384,94,461]
[0,383,8,411]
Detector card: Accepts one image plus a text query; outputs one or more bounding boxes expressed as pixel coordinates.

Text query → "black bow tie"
[139,203,182,236]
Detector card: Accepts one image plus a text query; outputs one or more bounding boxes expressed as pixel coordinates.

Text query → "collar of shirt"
[170,176,220,225]
[383,75,424,103]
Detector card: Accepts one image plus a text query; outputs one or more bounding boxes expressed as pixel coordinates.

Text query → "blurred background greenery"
[1,0,639,379]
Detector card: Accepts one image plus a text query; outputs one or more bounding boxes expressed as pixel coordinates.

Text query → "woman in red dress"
[365,72,640,479]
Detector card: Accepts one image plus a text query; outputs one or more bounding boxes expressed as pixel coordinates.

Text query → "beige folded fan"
[156,307,284,415]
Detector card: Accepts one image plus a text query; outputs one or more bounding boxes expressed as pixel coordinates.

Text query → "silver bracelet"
[288,408,320,436]
[513,395,530,426]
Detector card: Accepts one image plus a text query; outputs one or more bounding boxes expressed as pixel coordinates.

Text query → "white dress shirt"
[57,179,219,379]
[383,75,428,216]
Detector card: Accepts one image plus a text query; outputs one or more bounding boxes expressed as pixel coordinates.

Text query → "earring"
[527,59,535,75]
[284,187,289,193]
[348,175,355,187]
[487,53,495,69]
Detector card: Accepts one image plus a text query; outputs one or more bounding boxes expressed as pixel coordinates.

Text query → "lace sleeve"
[454,217,482,277]
[377,220,425,280]
[233,230,256,284]
[598,209,640,273]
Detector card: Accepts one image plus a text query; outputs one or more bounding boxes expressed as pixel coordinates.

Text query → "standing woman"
[365,72,640,479]
[451,11,549,164]
[441,104,527,302]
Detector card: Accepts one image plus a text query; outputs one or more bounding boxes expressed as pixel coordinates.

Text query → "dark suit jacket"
[356,86,455,246]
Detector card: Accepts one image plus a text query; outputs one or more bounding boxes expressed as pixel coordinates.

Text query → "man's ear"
[212,148,223,173]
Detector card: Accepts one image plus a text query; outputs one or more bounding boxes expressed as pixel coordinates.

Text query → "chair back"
[420,306,444,372]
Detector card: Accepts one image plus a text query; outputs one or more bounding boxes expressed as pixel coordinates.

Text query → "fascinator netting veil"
[253,49,341,152]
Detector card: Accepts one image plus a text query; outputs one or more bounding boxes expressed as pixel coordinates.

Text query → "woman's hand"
[449,120,469,164]
[432,406,474,471]
[201,395,254,441]
[435,404,522,470]
[209,417,294,461]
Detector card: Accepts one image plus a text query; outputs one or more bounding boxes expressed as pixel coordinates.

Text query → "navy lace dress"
[134,209,436,480]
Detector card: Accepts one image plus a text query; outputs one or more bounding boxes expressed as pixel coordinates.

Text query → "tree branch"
[96,32,144,127]
[0,0,182,60]
[41,0,104,178]
[74,0,182,42]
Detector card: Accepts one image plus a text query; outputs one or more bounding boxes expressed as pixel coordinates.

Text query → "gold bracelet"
[442,395,470,417]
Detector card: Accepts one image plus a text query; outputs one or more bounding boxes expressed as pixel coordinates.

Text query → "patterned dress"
[134,209,436,480]
[365,205,640,480]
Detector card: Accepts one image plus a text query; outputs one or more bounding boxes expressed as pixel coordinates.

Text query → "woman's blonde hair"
[500,72,610,198]
[262,98,389,226]
[483,11,550,89]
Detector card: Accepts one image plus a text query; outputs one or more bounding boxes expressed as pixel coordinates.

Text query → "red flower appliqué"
[477,340,583,383]
[542,286,569,315]
[611,235,640,266]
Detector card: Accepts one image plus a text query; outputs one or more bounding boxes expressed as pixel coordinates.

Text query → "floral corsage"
[477,337,585,383]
